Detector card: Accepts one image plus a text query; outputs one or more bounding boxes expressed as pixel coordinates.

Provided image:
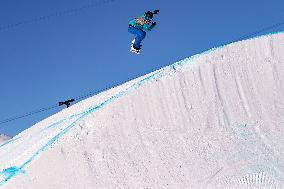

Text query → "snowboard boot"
[130,43,142,54]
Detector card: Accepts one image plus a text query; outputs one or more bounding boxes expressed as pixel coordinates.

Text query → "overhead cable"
[0,0,115,32]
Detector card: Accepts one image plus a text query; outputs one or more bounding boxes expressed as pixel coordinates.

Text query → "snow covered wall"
[0,32,284,189]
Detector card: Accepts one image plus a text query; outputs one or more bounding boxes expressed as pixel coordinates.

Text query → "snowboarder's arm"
[143,22,156,31]
[153,9,159,14]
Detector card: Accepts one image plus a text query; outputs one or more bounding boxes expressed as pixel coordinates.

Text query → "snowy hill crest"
[0,32,283,188]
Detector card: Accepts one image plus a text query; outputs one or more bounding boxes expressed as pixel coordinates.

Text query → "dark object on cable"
[153,9,159,14]
[59,99,75,108]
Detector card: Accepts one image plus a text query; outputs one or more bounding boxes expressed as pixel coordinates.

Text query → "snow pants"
[128,25,146,49]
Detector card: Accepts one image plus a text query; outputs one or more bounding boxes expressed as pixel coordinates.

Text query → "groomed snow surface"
[0,32,283,189]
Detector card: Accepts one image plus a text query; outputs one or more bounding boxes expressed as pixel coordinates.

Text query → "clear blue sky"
[1,0,284,136]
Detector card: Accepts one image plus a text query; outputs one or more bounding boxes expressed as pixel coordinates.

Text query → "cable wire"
[231,20,284,43]
[0,64,163,126]
[0,104,58,125]
[0,0,115,32]
[1,18,284,126]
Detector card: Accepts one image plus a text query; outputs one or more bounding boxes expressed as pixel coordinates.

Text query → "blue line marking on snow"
[0,30,283,187]
[38,113,84,133]
[0,167,25,186]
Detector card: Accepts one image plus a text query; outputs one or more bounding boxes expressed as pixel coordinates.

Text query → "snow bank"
[0,32,283,189]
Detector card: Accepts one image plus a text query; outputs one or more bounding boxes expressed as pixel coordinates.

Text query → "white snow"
[0,32,283,189]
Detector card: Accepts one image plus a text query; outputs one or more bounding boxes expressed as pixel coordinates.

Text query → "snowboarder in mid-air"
[128,10,159,54]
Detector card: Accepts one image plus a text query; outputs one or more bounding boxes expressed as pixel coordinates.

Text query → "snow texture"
[0,32,283,189]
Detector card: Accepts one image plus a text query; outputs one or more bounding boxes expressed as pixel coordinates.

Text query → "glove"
[151,22,157,26]
[153,9,159,14]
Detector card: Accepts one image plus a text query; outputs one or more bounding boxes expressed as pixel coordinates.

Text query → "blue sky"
[1,0,284,136]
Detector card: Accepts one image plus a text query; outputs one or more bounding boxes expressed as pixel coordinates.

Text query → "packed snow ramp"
[0,32,284,189]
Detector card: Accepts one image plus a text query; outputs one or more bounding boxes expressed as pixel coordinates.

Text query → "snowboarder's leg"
[133,29,146,49]
[128,26,146,49]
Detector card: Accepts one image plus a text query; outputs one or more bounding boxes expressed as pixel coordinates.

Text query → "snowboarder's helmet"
[145,11,153,19]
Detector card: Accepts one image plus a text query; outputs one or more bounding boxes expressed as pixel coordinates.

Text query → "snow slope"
[0,32,283,189]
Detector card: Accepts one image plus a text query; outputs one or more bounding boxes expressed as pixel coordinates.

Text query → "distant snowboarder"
[128,10,159,54]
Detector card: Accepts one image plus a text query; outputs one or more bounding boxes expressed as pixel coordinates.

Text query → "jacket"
[129,14,156,31]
